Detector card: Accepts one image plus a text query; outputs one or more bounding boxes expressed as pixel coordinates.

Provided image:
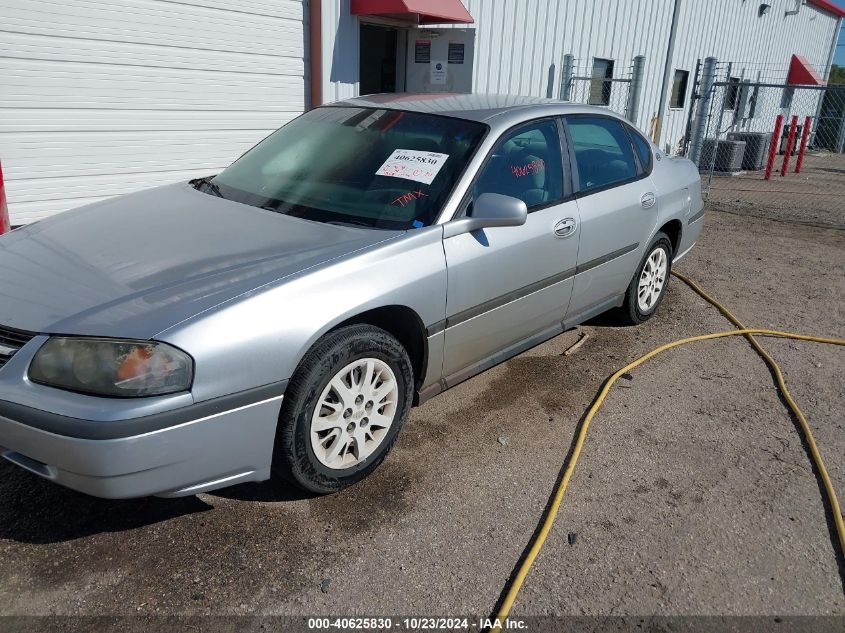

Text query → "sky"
[835,0,845,65]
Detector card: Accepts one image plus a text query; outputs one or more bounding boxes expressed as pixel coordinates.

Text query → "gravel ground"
[707,152,845,230]
[0,209,843,627]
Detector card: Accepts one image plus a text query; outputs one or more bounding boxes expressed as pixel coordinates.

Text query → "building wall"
[661,0,841,153]
[321,0,674,128]
[449,0,676,132]
[321,0,360,102]
[1,0,306,224]
[322,0,841,153]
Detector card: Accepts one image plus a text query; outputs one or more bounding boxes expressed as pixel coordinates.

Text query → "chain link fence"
[559,55,645,125]
[567,60,633,115]
[689,61,845,228]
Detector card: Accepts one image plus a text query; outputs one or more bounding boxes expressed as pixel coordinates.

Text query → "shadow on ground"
[210,478,316,503]
[0,462,211,544]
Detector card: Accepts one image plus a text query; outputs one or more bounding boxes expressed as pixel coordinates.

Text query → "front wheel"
[273,324,413,494]
[616,232,672,325]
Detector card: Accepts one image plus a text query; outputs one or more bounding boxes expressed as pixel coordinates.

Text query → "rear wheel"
[616,232,672,325]
[273,324,413,494]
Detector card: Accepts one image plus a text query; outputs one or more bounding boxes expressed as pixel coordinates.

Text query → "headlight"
[29,337,193,397]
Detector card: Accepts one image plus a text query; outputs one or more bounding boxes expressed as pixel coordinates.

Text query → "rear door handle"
[553,218,577,238]
[640,192,656,209]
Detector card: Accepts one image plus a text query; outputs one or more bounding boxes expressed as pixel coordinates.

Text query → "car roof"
[328,93,621,124]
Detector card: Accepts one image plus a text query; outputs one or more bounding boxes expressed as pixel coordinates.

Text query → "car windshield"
[207,107,488,230]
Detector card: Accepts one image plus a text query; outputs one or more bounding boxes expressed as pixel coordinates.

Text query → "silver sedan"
[0,94,703,498]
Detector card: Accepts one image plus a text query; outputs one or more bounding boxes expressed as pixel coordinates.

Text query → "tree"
[829,64,845,85]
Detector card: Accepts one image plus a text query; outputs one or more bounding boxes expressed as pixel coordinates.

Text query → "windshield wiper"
[191,176,223,198]
[256,200,381,229]
[325,219,377,229]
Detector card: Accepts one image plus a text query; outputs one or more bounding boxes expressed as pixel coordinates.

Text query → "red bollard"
[795,115,812,174]
[0,161,10,235]
[780,115,799,177]
[764,114,783,180]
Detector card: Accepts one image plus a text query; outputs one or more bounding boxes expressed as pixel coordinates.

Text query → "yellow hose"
[672,271,845,560]
[492,272,845,629]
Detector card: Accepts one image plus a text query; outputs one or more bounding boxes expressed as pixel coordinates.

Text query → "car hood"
[0,183,402,339]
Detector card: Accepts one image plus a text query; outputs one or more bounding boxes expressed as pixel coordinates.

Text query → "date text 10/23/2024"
[306,617,528,630]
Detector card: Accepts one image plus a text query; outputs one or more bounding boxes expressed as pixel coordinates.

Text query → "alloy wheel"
[310,358,399,470]
[637,247,668,313]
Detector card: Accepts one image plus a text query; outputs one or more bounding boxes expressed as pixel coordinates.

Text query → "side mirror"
[442,193,528,238]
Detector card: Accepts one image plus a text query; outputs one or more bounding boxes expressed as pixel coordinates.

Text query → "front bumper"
[0,386,285,499]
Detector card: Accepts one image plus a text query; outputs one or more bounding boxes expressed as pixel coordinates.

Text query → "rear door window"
[626,124,654,175]
[565,116,639,193]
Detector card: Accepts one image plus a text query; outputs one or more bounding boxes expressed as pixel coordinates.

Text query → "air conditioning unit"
[778,122,802,156]
[699,139,746,173]
[726,132,771,171]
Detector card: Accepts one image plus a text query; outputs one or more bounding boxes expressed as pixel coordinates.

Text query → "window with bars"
[724,77,741,110]
[589,58,614,106]
[670,69,689,108]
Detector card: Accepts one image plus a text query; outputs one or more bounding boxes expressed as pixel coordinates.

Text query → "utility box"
[726,131,771,170]
[700,139,747,172]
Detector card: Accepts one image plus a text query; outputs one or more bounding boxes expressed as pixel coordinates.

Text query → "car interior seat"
[507,142,549,207]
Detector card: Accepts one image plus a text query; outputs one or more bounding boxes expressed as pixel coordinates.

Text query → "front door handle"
[640,191,656,209]
[553,218,577,238]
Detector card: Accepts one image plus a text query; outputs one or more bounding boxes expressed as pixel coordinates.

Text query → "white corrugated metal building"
[0,0,306,225]
[1,0,843,225]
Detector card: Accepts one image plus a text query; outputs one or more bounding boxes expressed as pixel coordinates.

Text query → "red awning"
[786,54,825,86]
[807,0,845,18]
[351,0,473,24]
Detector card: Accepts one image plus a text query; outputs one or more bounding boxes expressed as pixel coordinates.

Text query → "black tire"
[273,324,413,494]
[616,232,673,325]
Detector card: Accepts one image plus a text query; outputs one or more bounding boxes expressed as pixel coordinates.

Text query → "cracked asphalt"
[0,208,843,624]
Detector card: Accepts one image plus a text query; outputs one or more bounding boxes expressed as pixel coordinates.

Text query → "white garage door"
[0,0,305,225]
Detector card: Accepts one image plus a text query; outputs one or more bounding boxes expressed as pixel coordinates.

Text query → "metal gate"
[686,58,845,228]
[560,54,646,126]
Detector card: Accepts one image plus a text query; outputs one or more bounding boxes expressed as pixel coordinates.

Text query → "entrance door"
[359,24,400,95]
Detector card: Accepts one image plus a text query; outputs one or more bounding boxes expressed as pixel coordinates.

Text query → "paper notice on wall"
[448,42,465,64]
[375,149,449,185]
[430,60,448,85]
[414,40,431,63]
